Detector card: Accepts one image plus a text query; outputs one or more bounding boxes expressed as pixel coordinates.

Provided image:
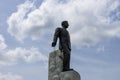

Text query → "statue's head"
[61,21,69,28]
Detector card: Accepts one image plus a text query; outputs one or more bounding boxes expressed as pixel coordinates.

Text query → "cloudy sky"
[0,0,120,80]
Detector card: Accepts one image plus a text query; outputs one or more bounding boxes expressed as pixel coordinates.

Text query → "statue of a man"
[52,21,72,71]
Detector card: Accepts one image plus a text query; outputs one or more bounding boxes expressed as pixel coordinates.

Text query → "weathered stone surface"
[59,70,80,80]
[49,50,63,80]
[48,50,80,80]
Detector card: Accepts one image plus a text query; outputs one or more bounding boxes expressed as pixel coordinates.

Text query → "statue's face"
[63,21,69,28]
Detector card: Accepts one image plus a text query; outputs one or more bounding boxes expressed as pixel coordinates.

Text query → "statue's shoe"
[63,68,74,72]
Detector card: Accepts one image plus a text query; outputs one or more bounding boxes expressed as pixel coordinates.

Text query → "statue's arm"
[52,28,60,47]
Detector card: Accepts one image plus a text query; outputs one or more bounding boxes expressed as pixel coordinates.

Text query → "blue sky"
[0,0,120,80]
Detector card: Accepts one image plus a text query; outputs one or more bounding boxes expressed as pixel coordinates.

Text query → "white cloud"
[0,60,13,67]
[7,0,120,47]
[0,34,7,50]
[4,47,48,63]
[7,0,36,41]
[0,47,47,67]
[0,73,23,80]
[97,46,105,52]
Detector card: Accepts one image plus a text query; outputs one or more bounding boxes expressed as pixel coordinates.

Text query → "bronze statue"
[52,21,72,71]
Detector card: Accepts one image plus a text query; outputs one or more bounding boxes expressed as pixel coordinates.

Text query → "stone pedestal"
[48,50,80,80]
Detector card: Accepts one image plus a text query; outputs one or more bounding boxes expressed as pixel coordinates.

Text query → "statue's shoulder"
[56,27,62,31]
[56,27,62,29]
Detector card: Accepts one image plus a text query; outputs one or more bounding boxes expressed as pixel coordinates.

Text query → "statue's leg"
[62,44,71,71]
[63,53,70,71]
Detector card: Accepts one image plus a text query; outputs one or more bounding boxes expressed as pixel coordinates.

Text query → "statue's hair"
[61,21,68,26]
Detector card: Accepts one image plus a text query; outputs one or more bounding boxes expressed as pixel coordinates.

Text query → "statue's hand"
[69,48,71,51]
[52,42,56,47]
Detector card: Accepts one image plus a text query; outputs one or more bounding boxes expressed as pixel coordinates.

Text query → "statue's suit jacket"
[53,27,71,52]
